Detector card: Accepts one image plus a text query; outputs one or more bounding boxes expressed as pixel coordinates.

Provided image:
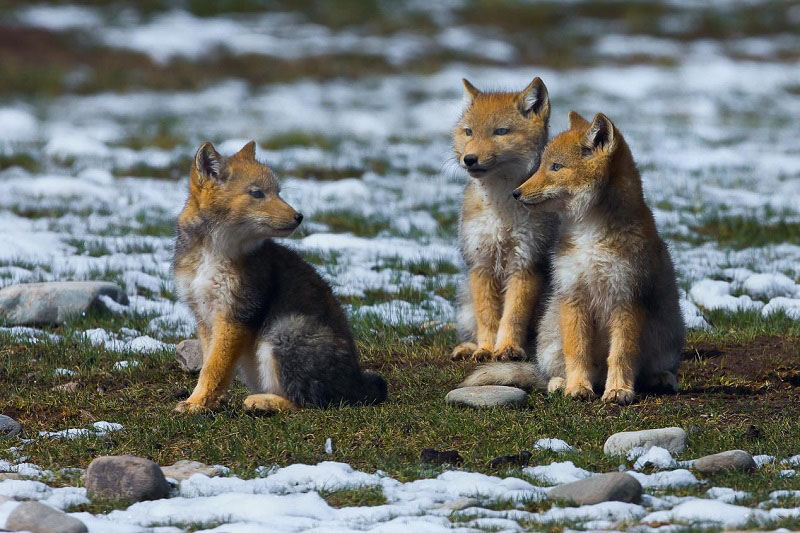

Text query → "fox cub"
[451,77,560,363]
[463,112,684,404]
[173,141,387,413]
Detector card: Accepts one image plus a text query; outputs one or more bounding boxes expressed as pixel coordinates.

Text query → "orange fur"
[494,271,542,360]
[559,299,595,399]
[469,268,503,358]
[243,393,299,413]
[602,305,644,405]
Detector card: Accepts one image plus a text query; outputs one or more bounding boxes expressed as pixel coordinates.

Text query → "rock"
[0,281,128,326]
[436,497,480,511]
[175,339,203,373]
[0,414,22,437]
[694,450,756,475]
[421,448,463,466]
[489,451,532,469]
[548,472,642,506]
[445,386,528,408]
[5,501,87,533]
[53,381,80,393]
[603,427,688,456]
[0,473,23,480]
[85,455,170,503]
[161,460,222,482]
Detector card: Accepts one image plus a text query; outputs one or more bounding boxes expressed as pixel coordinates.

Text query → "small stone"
[53,381,80,393]
[85,455,170,503]
[421,448,463,465]
[445,386,528,408]
[603,427,688,456]
[161,460,222,482]
[436,497,480,511]
[175,339,203,373]
[694,450,756,475]
[745,424,761,440]
[0,414,22,437]
[0,281,128,326]
[6,501,87,533]
[489,451,532,469]
[547,472,642,506]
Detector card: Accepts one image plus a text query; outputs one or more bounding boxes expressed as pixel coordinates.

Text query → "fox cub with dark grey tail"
[463,112,684,405]
[173,141,387,414]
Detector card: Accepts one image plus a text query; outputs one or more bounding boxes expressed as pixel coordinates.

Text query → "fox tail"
[459,362,547,391]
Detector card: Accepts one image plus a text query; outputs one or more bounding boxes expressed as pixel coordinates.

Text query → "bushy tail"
[359,370,388,405]
[459,362,546,391]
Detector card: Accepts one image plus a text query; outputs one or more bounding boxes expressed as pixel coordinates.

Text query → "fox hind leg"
[244,393,299,413]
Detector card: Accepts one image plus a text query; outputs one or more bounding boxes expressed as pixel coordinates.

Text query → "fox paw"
[174,400,209,414]
[601,388,636,405]
[564,381,596,400]
[471,346,494,362]
[451,342,477,361]
[492,345,526,362]
[645,371,679,393]
[547,377,566,393]
[244,393,299,413]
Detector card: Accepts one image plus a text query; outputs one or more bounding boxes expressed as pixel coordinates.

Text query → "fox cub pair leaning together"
[172,76,683,414]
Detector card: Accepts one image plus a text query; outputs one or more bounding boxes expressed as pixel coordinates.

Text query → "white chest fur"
[178,250,239,327]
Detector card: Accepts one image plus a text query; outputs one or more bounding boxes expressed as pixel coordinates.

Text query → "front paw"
[471,345,494,362]
[174,400,208,414]
[602,388,636,405]
[492,344,526,361]
[451,342,477,361]
[564,381,596,400]
[547,377,566,393]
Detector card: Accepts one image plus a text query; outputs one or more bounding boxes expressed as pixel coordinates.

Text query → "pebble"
[445,385,528,408]
[694,450,756,475]
[603,427,688,456]
[421,448,463,466]
[547,472,643,505]
[0,281,128,326]
[5,501,88,533]
[53,381,80,393]
[489,451,532,469]
[161,460,223,481]
[85,455,170,502]
[175,339,203,373]
[0,414,22,437]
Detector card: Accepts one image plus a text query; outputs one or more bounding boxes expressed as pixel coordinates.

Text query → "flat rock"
[85,455,170,503]
[0,281,128,326]
[445,386,528,408]
[175,339,203,373]
[548,472,642,505]
[603,427,688,456]
[0,414,22,437]
[161,460,222,482]
[694,450,756,475]
[6,501,87,533]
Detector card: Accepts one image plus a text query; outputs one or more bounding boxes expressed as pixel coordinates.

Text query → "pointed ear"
[568,111,590,130]
[582,113,617,155]
[194,141,224,182]
[462,78,481,102]
[233,140,256,160]
[517,77,550,120]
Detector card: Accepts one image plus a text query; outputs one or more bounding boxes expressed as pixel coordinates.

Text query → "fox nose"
[512,189,521,200]
[294,213,304,224]
[463,154,478,167]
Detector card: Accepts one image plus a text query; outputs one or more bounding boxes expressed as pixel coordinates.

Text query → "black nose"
[463,154,478,167]
[294,213,304,223]
[512,189,521,200]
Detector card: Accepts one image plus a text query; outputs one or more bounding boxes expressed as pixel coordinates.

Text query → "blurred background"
[1,0,799,344]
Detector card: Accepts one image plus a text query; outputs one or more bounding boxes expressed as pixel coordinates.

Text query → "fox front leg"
[493,270,541,361]
[559,299,596,400]
[176,317,253,413]
[602,305,644,405]
[461,268,502,361]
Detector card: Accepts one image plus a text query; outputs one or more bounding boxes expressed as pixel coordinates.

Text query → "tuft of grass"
[691,215,800,250]
[314,210,391,237]
[319,486,387,508]
[261,131,341,151]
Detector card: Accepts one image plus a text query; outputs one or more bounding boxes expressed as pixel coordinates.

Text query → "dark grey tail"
[459,362,546,391]
[360,370,387,405]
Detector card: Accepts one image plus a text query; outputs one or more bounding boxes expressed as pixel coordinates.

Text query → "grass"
[691,214,800,250]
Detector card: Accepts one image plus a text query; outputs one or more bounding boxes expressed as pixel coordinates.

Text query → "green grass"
[691,214,800,250]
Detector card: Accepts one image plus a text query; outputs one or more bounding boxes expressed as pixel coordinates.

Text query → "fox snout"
[513,172,560,206]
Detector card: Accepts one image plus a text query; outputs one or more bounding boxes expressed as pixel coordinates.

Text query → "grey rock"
[445,386,528,408]
[161,460,221,482]
[694,450,756,475]
[53,381,80,393]
[548,472,642,506]
[436,497,481,511]
[175,339,203,373]
[0,281,128,326]
[603,427,688,456]
[6,501,87,533]
[85,455,170,503]
[0,414,22,437]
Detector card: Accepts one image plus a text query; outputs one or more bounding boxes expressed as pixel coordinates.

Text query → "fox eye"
[550,162,564,171]
[494,128,510,135]
[464,128,472,136]
[249,189,265,199]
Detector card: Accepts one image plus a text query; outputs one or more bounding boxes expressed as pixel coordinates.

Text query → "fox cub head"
[186,141,303,249]
[453,77,550,185]
[514,112,627,209]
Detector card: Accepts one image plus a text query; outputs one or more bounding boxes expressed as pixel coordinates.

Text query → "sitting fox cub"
[173,141,386,413]
[451,77,560,363]
[463,112,684,404]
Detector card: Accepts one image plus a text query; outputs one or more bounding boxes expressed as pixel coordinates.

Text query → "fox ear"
[518,77,550,120]
[462,78,481,103]
[233,140,256,160]
[582,113,617,155]
[568,111,590,130]
[194,141,224,183]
